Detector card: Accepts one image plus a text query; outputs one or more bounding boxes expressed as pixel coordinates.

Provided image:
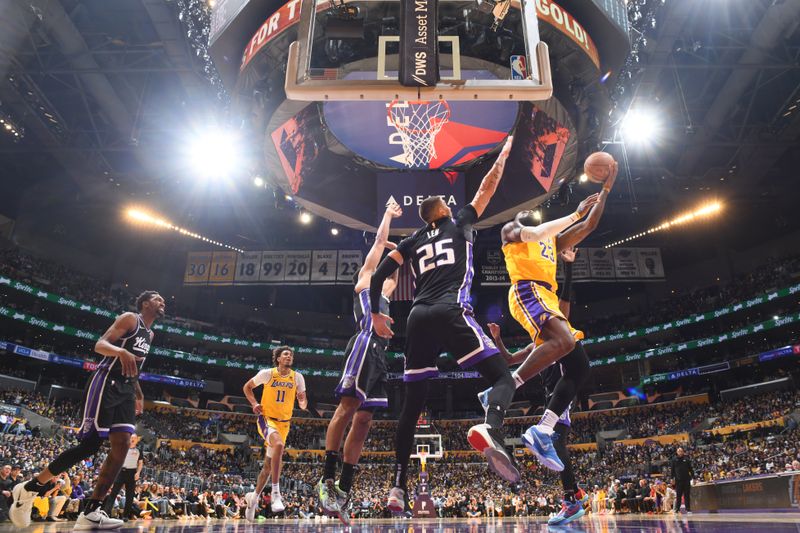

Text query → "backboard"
[285,0,552,101]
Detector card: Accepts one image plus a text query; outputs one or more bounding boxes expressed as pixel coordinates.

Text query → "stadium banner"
[183,252,213,285]
[2,277,800,365]
[693,473,800,511]
[478,247,666,286]
[0,339,205,389]
[704,418,784,436]
[182,250,364,286]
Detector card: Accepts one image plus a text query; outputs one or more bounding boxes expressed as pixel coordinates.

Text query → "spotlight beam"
[604,201,723,248]
[125,208,243,253]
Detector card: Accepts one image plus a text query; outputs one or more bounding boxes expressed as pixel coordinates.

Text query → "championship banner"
[480,247,666,285]
[399,0,439,86]
[181,250,364,286]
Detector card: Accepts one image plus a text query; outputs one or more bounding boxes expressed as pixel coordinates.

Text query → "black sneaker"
[467,423,521,483]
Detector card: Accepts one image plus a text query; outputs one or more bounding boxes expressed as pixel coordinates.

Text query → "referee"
[103,433,143,520]
[670,447,694,514]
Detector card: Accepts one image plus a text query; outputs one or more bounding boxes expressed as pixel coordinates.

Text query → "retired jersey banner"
[479,247,665,286]
[183,250,363,286]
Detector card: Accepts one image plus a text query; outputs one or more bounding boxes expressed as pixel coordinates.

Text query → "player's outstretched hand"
[386,201,402,218]
[384,241,397,250]
[560,247,576,262]
[371,312,394,338]
[577,193,600,217]
[487,322,501,340]
[251,403,263,416]
[118,349,142,377]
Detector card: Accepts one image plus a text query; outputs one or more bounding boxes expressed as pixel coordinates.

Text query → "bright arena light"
[253,176,264,187]
[621,108,660,145]
[125,207,243,253]
[331,227,340,236]
[188,129,241,180]
[579,173,588,183]
[299,212,312,225]
[605,201,723,248]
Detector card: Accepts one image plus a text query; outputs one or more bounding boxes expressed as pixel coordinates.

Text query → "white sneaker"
[245,491,258,521]
[9,482,39,528]
[271,493,285,513]
[74,509,124,530]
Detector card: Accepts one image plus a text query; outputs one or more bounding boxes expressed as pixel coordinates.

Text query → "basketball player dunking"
[369,137,520,513]
[488,248,588,525]
[486,162,616,472]
[11,291,164,530]
[243,346,307,518]
[317,202,402,519]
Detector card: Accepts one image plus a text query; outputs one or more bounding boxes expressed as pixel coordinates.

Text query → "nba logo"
[510,55,527,80]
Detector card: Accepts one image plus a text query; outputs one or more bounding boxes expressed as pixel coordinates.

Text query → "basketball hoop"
[387,99,451,168]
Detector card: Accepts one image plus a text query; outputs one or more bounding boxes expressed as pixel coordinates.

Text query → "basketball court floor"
[4,514,799,532]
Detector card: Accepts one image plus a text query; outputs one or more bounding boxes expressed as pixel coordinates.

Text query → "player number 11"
[276,390,286,403]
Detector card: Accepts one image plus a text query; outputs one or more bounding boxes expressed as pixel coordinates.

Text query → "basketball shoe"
[387,487,407,514]
[316,478,344,514]
[477,387,491,413]
[9,482,39,528]
[467,423,521,482]
[548,498,585,526]
[271,492,285,513]
[74,509,124,530]
[522,425,564,471]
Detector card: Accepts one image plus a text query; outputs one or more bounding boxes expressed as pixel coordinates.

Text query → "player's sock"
[84,499,102,514]
[537,409,559,434]
[563,489,576,503]
[394,463,408,493]
[339,463,356,493]
[271,483,280,496]
[323,450,339,482]
[511,370,526,389]
[23,478,50,496]
[474,356,515,429]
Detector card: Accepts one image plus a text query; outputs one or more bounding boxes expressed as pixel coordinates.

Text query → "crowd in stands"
[3,247,799,365]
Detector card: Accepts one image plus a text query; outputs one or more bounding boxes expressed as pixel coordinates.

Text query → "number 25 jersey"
[396,205,478,309]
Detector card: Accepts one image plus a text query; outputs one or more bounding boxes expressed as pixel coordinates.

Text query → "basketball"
[583,152,616,183]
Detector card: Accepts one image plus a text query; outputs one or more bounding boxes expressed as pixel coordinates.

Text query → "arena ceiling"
[0,0,798,251]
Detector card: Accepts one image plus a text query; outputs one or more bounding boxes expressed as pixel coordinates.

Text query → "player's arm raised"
[470,136,513,218]
[501,194,599,244]
[368,250,403,338]
[355,201,402,293]
[94,312,141,378]
[556,162,617,250]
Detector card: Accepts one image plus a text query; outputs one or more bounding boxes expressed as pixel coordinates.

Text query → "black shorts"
[403,303,499,382]
[78,366,137,440]
[334,330,388,409]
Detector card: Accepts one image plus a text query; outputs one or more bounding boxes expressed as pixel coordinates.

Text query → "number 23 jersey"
[254,368,306,421]
[396,205,478,309]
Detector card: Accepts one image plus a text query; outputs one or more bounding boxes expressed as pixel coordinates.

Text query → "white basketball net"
[388,100,451,168]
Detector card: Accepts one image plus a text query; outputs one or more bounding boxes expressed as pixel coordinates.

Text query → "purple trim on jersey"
[457,313,500,368]
[403,369,440,382]
[360,398,389,408]
[459,345,499,369]
[457,242,475,309]
[78,366,110,440]
[516,282,555,331]
[257,415,269,441]
[343,291,372,379]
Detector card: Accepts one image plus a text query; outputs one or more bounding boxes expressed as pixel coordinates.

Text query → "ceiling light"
[331,227,340,236]
[621,108,660,145]
[187,128,241,180]
[299,212,312,225]
[253,176,264,187]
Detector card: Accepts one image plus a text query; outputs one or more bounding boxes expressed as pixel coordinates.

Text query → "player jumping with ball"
[479,159,616,473]
[487,247,588,525]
